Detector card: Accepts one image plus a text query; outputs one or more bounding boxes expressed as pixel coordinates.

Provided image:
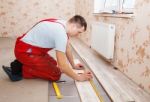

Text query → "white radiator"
[91,22,115,59]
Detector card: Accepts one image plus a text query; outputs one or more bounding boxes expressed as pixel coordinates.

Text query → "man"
[3,15,93,82]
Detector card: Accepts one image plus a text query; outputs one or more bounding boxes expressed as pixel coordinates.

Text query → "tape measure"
[90,80,104,102]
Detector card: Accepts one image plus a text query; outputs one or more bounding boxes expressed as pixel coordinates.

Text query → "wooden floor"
[70,37,150,102]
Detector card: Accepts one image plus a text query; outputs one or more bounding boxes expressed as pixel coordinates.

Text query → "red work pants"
[14,35,61,81]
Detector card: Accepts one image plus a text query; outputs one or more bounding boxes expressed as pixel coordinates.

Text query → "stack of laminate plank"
[70,37,150,102]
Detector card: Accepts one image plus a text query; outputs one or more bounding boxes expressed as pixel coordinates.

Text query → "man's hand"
[56,50,92,81]
[74,63,84,70]
[76,70,93,81]
[73,59,84,70]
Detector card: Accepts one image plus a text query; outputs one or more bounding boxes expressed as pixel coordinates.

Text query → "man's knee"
[50,71,61,81]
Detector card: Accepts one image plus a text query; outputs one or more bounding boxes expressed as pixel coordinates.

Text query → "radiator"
[91,22,115,59]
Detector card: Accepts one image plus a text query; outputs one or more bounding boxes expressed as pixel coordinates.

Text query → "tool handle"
[52,82,63,99]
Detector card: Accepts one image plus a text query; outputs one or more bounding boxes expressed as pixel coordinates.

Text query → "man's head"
[66,15,87,36]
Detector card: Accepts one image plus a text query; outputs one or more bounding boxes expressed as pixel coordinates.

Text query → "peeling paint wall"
[0,0,75,37]
[75,0,150,94]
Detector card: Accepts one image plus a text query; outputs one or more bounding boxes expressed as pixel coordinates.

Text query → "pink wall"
[0,0,75,37]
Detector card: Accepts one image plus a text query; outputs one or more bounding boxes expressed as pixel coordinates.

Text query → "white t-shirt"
[21,20,68,53]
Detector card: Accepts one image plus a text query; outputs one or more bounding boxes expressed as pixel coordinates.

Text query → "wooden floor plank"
[70,38,150,102]
[74,70,100,102]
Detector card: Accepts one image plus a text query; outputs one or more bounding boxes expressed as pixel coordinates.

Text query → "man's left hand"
[73,62,84,70]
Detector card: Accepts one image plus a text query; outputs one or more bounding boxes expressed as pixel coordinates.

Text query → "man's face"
[68,23,85,37]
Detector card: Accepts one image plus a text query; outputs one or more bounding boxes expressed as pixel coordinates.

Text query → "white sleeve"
[54,26,68,53]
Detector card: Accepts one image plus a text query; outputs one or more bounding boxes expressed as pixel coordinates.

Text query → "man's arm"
[56,50,92,81]
[66,41,75,68]
[66,42,83,69]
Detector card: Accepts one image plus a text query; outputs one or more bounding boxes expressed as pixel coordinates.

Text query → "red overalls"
[14,19,65,81]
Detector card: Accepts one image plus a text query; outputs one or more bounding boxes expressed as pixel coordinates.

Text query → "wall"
[0,0,75,37]
[75,0,150,94]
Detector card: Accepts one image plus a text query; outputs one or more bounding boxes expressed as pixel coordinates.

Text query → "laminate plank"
[74,70,100,102]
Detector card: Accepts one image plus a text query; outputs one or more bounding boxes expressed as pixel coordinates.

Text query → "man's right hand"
[77,70,93,81]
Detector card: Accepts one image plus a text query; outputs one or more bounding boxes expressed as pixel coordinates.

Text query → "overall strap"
[25,18,65,34]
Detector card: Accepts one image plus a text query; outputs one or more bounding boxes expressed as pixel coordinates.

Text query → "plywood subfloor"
[49,74,81,102]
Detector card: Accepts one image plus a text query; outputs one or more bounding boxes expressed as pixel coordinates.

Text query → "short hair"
[68,15,87,31]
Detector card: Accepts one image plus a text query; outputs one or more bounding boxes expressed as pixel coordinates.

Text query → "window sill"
[93,13,135,18]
